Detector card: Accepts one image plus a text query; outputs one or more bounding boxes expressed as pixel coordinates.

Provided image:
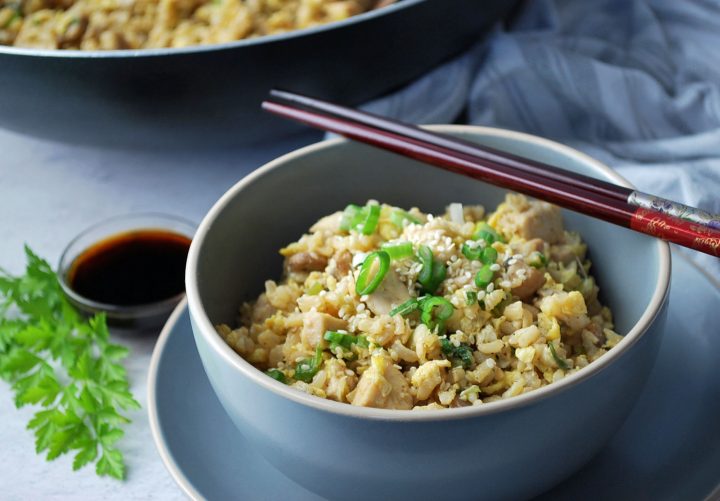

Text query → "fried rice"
[0,0,388,50]
[216,194,623,410]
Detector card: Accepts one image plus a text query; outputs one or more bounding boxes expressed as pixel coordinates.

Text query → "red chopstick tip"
[630,208,720,256]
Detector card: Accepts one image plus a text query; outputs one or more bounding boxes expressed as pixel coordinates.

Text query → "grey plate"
[148,251,720,500]
[0,0,519,150]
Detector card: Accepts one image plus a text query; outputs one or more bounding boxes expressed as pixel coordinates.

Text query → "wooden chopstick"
[262,95,720,258]
[269,89,720,232]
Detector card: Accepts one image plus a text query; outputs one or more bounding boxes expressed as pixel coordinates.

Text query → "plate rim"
[147,296,204,501]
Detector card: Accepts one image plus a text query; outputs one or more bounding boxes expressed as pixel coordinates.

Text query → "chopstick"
[262,93,720,258]
[269,89,720,231]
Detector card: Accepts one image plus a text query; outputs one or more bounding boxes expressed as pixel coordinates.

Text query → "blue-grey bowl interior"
[186,125,670,500]
[0,0,519,150]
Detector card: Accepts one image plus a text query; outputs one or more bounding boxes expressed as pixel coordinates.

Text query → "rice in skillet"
[216,194,623,410]
[0,0,389,50]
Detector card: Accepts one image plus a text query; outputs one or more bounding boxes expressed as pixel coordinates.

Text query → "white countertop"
[0,128,320,500]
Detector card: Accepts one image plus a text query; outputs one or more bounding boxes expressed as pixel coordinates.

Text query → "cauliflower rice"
[0,0,390,50]
[217,194,623,411]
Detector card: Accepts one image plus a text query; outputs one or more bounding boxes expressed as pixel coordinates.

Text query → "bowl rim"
[0,0,423,59]
[185,124,672,422]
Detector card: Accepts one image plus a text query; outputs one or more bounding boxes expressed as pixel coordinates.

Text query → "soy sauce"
[68,230,192,306]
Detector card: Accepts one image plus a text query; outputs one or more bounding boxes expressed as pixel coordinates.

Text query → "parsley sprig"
[0,246,139,479]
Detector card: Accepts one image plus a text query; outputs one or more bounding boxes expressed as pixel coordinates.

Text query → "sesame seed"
[500,280,512,289]
[508,258,517,266]
[490,264,501,272]
[486,283,494,292]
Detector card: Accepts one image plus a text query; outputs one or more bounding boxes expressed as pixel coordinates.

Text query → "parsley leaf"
[0,246,139,480]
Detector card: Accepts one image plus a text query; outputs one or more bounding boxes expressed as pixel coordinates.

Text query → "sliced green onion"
[462,242,497,265]
[323,330,356,349]
[390,209,421,228]
[473,222,504,244]
[420,296,454,333]
[417,245,446,294]
[465,291,477,305]
[356,335,369,348]
[381,242,414,260]
[360,204,381,235]
[480,246,498,265]
[548,342,570,370]
[430,261,447,292]
[340,204,363,231]
[461,243,483,261]
[324,331,363,359]
[389,298,420,317]
[355,250,390,295]
[528,251,548,268]
[265,369,287,383]
[474,264,494,289]
[340,203,381,235]
[417,245,434,286]
[294,346,324,382]
[306,282,323,295]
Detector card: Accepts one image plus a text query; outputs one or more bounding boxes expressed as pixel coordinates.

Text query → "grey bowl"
[0,0,518,150]
[185,125,671,501]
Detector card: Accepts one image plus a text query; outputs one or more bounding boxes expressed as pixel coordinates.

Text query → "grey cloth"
[363,0,720,279]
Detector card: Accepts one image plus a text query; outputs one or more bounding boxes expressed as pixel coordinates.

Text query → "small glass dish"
[58,213,196,331]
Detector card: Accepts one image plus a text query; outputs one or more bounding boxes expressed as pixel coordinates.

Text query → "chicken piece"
[286,251,328,273]
[498,197,564,244]
[350,355,413,410]
[518,201,564,244]
[509,263,546,301]
[300,311,347,349]
[364,267,412,316]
